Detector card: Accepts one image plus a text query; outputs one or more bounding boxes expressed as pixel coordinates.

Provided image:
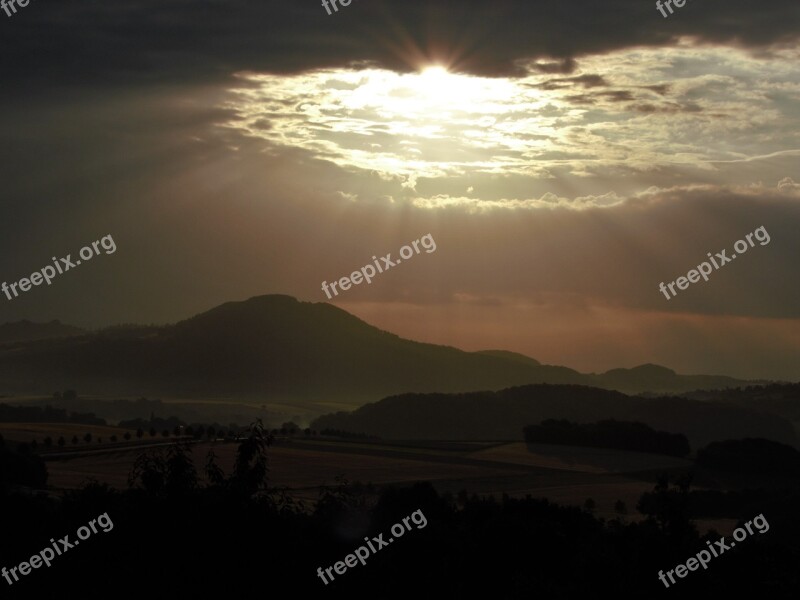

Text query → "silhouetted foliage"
[1,432,798,596]
[0,434,47,489]
[637,474,697,542]
[523,419,690,456]
[281,421,299,434]
[320,428,378,440]
[696,438,800,476]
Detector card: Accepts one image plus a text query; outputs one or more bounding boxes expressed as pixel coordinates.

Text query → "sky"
[1,0,799,380]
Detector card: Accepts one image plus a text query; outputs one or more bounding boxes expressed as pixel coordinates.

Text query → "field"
[39,436,700,522]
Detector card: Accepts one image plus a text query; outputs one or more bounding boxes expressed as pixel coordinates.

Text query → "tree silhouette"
[162,429,170,438]
[614,500,627,515]
[149,428,157,437]
[83,433,92,443]
[44,436,53,448]
[71,435,79,445]
[207,427,216,440]
[124,432,132,441]
[57,436,66,447]
[637,474,696,541]
[584,498,596,513]
[110,435,118,442]
[229,420,273,497]
[128,441,198,496]
[136,428,144,439]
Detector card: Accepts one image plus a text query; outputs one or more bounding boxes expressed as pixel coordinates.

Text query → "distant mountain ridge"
[0,295,771,403]
[0,319,85,343]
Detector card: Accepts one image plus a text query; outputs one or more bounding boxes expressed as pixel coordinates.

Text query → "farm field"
[41,437,694,521]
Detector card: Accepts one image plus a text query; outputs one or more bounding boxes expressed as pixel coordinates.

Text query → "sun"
[420,65,449,77]
[224,66,551,185]
[415,66,457,102]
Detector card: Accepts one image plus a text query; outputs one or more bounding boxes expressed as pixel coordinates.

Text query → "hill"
[311,384,797,449]
[0,295,767,404]
[0,319,85,344]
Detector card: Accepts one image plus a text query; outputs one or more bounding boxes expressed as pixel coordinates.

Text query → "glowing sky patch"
[223,43,800,207]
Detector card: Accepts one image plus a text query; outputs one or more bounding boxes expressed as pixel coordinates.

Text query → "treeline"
[0,403,105,425]
[1,429,797,596]
[320,428,379,440]
[523,419,690,457]
[697,438,800,476]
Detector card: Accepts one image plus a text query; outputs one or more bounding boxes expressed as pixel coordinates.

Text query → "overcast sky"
[1,0,799,379]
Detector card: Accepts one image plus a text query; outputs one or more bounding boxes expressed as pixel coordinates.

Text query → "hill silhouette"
[311,384,797,449]
[0,319,85,343]
[0,295,769,403]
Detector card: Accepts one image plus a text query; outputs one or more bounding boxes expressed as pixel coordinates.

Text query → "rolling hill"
[311,384,798,449]
[0,295,769,404]
[0,319,85,343]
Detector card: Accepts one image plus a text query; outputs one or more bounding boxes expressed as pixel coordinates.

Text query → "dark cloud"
[633,101,703,113]
[530,58,579,74]
[565,89,636,105]
[536,73,608,90]
[640,84,671,95]
[1,0,798,96]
